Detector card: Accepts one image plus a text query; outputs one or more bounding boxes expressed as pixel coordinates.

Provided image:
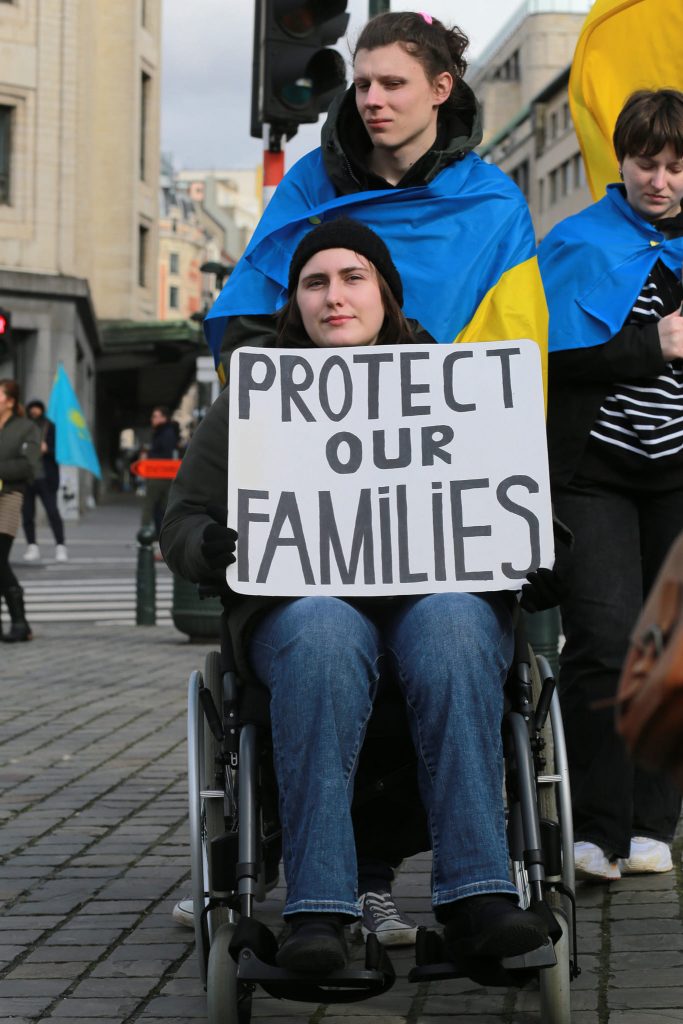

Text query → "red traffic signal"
[0,308,10,336]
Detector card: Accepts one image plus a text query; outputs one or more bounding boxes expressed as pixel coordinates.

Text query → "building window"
[169,286,179,310]
[538,178,545,213]
[169,252,179,274]
[549,169,558,205]
[138,224,149,287]
[140,71,151,181]
[550,111,558,140]
[573,153,585,189]
[0,105,12,205]
[563,102,571,131]
[141,0,148,25]
[511,159,529,199]
[560,160,570,197]
[493,49,520,82]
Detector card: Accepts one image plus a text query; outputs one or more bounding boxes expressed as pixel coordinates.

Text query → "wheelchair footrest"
[234,928,395,1004]
[408,928,556,988]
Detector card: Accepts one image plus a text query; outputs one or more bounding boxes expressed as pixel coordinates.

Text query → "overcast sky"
[160,0,540,172]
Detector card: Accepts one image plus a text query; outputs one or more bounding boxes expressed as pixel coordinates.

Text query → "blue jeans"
[249,593,516,918]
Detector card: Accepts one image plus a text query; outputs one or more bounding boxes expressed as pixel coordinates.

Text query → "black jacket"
[0,415,41,495]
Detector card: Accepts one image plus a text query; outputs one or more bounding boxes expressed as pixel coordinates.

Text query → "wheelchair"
[186,604,578,1024]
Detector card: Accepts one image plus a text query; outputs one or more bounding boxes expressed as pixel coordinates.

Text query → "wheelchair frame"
[186,611,578,1024]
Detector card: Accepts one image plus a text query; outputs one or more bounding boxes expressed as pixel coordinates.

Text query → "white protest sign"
[227,342,553,596]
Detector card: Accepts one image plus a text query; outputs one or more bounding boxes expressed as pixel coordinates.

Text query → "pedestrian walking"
[21,399,68,562]
[539,89,683,882]
[0,379,40,642]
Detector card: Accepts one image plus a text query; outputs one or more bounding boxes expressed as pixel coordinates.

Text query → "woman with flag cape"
[539,89,683,883]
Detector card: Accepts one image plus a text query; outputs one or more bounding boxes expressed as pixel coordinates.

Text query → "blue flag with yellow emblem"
[204,148,548,387]
[47,364,101,478]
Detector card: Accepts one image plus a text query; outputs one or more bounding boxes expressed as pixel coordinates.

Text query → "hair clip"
[418,11,433,24]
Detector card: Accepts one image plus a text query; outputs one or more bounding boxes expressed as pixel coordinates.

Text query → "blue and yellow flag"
[47,364,101,478]
[569,0,683,201]
[539,185,683,352]
[203,148,547,385]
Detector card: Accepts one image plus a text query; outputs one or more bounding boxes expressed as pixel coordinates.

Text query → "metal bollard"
[136,526,156,626]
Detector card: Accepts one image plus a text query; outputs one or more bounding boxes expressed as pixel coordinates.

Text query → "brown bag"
[616,532,683,791]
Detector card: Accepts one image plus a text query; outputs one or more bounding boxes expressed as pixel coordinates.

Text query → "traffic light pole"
[369,0,389,15]
[263,125,286,208]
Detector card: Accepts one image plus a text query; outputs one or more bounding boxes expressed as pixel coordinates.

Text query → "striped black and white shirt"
[591,267,683,460]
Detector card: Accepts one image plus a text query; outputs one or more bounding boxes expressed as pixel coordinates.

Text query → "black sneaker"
[276,914,348,974]
[443,895,548,959]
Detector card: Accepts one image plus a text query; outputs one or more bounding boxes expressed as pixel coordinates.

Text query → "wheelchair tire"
[188,668,211,984]
[539,909,571,1024]
[207,923,252,1024]
[203,653,233,929]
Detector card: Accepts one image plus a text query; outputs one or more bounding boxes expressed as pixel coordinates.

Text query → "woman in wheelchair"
[161,218,551,976]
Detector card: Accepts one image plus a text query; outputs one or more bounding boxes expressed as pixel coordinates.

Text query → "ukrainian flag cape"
[204,148,547,380]
[538,185,683,353]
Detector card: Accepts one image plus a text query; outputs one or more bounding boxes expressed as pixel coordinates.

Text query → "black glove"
[519,515,573,613]
[200,504,237,569]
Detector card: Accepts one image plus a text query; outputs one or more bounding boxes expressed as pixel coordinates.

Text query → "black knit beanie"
[288,217,404,306]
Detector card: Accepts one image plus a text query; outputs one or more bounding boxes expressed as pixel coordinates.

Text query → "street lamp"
[199,260,234,292]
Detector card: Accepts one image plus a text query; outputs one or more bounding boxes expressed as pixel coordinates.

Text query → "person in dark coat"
[140,406,180,540]
[539,89,683,882]
[21,400,68,563]
[161,219,553,974]
[0,380,40,641]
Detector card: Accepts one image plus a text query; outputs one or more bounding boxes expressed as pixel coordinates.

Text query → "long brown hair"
[0,378,24,417]
[276,257,415,348]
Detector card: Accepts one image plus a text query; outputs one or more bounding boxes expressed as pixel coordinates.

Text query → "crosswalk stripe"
[21,578,175,625]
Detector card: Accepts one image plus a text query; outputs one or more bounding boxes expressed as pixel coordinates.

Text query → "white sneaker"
[574,841,621,882]
[172,898,194,927]
[618,837,673,875]
[23,544,40,561]
[55,545,68,562]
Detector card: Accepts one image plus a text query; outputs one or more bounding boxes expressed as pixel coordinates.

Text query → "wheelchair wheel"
[529,650,574,1024]
[540,908,571,1024]
[188,657,234,987]
[207,923,253,1024]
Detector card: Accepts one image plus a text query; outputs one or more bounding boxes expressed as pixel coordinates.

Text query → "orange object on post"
[130,459,182,480]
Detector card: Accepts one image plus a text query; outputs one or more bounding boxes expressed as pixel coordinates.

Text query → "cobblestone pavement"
[2,501,683,1023]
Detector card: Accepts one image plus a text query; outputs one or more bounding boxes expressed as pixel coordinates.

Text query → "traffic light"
[0,307,11,359]
[251,0,349,139]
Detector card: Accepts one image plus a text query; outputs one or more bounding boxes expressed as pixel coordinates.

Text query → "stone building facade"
[0,0,161,494]
[468,0,593,240]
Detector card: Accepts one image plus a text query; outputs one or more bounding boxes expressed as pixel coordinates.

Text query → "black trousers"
[0,534,19,593]
[22,480,65,546]
[554,476,683,858]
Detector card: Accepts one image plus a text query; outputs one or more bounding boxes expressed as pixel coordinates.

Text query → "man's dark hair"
[152,405,170,419]
[353,11,469,118]
[27,399,46,415]
[613,89,683,162]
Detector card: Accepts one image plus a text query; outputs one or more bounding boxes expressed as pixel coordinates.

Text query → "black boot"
[3,586,32,642]
[276,913,348,974]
